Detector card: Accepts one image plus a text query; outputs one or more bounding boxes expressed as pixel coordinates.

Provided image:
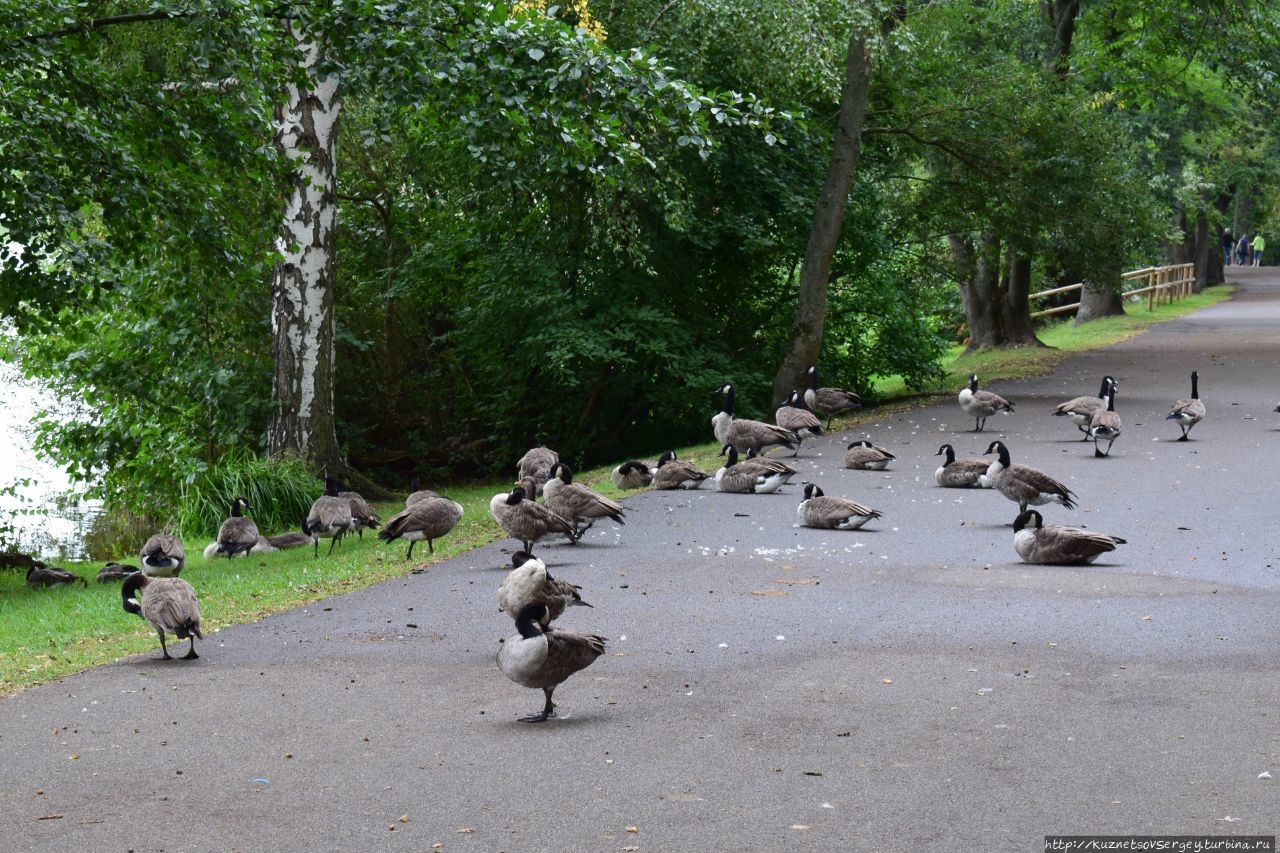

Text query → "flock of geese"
[18,363,1212,722]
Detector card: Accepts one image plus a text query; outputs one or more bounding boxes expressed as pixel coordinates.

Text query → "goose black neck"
[514,603,547,639]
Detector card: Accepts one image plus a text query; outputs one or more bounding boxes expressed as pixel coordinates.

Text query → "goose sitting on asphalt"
[1012,510,1126,565]
[378,494,465,559]
[1087,385,1122,458]
[934,444,991,488]
[981,440,1076,514]
[305,478,354,557]
[714,445,795,494]
[139,533,185,577]
[650,451,710,490]
[1166,370,1205,441]
[489,486,579,553]
[516,446,559,497]
[803,365,862,429]
[121,572,203,660]
[774,391,823,456]
[958,373,1015,432]
[541,463,626,537]
[497,602,606,723]
[213,497,259,559]
[712,383,797,456]
[1052,376,1115,440]
[796,483,881,530]
[498,551,591,627]
[26,563,87,589]
[844,439,895,470]
[610,460,653,489]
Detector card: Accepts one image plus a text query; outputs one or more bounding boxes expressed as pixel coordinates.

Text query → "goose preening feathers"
[714,445,795,494]
[26,563,87,589]
[981,440,1076,514]
[121,572,203,660]
[97,562,140,583]
[214,497,259,559]
[934,444,991,488]
[489,486,579,553]
[1087,385,1121,458]
[1052,376,1115,439]
[651,450,709,490]
[139,533,185,577]
[340,487,380,539]
[516,446,559,497]
[844,439,895,471]
[774,391,823,456]
[712,383,798,456]
[958,373,1015,432]
[378,494,465,559]
[541,463,626,537]
[796,483,880,530]
[407,476,439,506]
[610,460,653,489]
[1012,510,1126,565]
[804,365,862,429]
[497,602,606,723]
[305,478,354,557]
[497,551,590,627]
[1166,370,1205,441]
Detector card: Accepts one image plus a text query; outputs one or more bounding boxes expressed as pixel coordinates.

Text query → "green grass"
[0,286,1231,696]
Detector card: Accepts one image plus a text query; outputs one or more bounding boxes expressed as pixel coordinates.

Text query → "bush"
[177,451,319,541]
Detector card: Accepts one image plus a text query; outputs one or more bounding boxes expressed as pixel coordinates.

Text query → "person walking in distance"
[1237,233,1250,267]
[1222,229,1234,266]
[1250,234,1265,267]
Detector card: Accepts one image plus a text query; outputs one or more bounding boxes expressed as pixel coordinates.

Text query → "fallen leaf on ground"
[751,589,788,596]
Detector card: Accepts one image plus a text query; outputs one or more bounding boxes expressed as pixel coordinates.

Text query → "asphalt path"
[4,269,1279,853]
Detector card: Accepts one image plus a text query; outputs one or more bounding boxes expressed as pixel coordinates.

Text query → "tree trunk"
[1075,267,1124,323]
[267,25,345,475]
[1192,211,1211,292]
[770,32,873,408]
[953,235,1045,351]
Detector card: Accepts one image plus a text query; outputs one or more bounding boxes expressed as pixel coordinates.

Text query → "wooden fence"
[1029,263,1195,319]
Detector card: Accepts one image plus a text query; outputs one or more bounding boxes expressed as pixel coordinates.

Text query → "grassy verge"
[0,286,1232,696]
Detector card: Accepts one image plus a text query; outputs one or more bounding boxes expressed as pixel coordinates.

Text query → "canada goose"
[490,486,579,552]
[1166,370,1205,441]
[214,497,259,558]
[774,391,823,456]
[121,572,202,660]
[139,533,185,577]
[26,563,87,589]
[97,562,140,582]
[378,494,465,559]
[264,518,317,551]
[650,450,710,490]
[712,383,798,455]
[542,463,626,536]
[982,440,1077,514]
[844,439,895,470]
[1012,509,1126,565]
[498,551,591,626]
[339,486,380,540]
[610,460,653,489]
[406,476,439,506]
[1052,376,1115,439]
[958,373,1015,432]
[804,365,862,429]
[796,483,880,529]
[516,446,560,496]
[714,445,794,494]
[249,536,278,554]
[934,444,990,488]
[305,477,354,557]
[497,602,606,723]
[1087,385,1122,458]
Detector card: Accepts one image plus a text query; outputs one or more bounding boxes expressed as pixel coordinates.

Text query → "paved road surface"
[4,269,1279,852]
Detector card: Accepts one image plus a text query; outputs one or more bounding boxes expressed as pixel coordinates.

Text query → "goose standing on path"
[958,373,1015,432]
[981,440,1077,514]
[610,460,653,489]
[121,572,203,660]
[516,446,560,497]
[796,483,881,530]
[804,365,862,429]
[498,552,591,627]
[497,602,606,723]
[844,439,895,471]
[650,450,710,490]
[1087,385,1122,458]
[933,444,991,488]
[305,477,354,557]
[489,486,579,553]
[378,494,465,559]
[1012,510,1126,565]
[712,383,798,456]
[139,533,185,577]
[1052,376,1115,440]
[1166,370,1205,441]
[541,463,626,537]
[214,497,259,559]
[774,391,823,456]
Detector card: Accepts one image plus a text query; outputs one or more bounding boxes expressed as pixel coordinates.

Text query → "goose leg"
[157,630,173,661]
[183,637,199,660]
[405,541,415,560]
[326,534,340,556]
[519,687,557,723]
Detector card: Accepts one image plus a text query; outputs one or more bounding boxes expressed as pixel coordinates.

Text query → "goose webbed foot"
[1176,434,1189,442]
[182,646,199,660]
[519,690,556,723]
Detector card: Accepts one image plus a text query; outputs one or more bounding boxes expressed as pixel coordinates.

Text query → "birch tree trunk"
[769,32,872,408]
[267,26,345,474]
